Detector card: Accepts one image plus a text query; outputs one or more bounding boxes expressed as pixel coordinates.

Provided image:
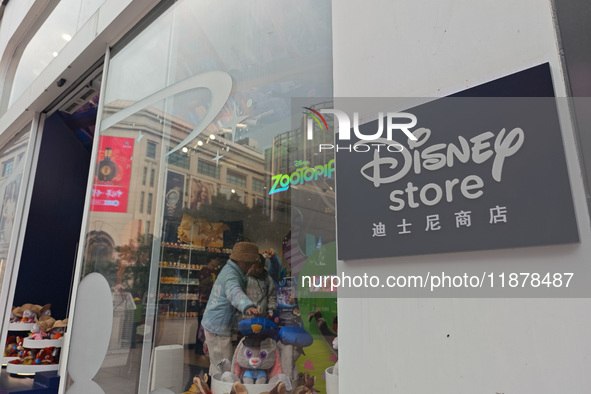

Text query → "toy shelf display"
[2,324,33,367]
[3,304,68,375]
[5,338,63,375]
[160,242,232,254]
[157,244,227,320]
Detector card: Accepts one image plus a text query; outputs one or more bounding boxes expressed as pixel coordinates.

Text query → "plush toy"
[293,373,317,394]
[266,382,287,394]
[50,319,68,339]
[12,306,24,322]
[39,304,52,317]
[237,337,278,384]
[10,307,20,323]
[21,350,36,365]
[34,347,55,364]
[38,316,55,332]
[21,304,37,323]
[29,322,46,340]
[229,382,247,394]
[7,337,25,364]
[30,316,55,340]
[220,318,292,389]
[276,326,313,381]
[181,375,212,394]
[5,336,18,357]
[13,348,36,365]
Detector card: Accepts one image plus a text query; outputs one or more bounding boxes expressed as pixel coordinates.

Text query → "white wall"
[333,0,591,393]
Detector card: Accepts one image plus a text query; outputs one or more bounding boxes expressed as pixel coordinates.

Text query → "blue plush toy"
[278,326,313,347]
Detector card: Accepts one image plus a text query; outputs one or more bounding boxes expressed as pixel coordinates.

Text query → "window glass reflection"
[0,126,32,293]
[75,1,334,393]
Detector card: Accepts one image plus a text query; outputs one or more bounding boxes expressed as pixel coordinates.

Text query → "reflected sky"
[103,0,333,149]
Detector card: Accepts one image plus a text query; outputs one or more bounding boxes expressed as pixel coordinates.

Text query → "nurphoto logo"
[303,107,417,152]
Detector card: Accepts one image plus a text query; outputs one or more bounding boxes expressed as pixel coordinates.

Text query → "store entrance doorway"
[2,74,101,378]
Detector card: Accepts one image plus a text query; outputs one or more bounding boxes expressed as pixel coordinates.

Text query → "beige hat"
[230,242,260,263]
[30,305,42,316]
[36,316,55,333]
[12,306,23,318]
[40,304,51,316]
[52,319,68,329]
[39,315,53,323]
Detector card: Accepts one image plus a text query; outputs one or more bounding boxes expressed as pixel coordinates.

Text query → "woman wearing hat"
[201,242,262,376]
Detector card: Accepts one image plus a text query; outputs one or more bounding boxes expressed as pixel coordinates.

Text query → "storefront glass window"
[72,1,335,393]
[0,126,32,294]
[8,0,106,107]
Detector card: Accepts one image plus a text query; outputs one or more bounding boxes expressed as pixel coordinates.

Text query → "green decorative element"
[295,339,334,394]
[297,242,337,336]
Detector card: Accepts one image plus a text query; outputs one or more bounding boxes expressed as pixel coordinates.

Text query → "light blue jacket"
[201,259,254,336]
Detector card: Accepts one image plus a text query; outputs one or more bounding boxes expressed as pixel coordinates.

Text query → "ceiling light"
[62,34,72,42]
[182,147,188,153]
[209,134,216,140]
[197,141,203,146]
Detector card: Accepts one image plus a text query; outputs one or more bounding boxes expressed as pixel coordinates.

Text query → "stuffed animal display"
[218,317,314,392]
[4,305,66,367]
[8,344,58,366]
[8,336,41,366]
[10,304,52,323]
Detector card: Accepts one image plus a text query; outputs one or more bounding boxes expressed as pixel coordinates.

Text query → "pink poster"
[90,136,134,213]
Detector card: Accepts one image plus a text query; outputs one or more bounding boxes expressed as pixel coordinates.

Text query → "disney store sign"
[336,63,579,260]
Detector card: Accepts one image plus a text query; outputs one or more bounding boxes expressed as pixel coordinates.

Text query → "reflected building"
[266,102,336,266]
[85,101,267,285]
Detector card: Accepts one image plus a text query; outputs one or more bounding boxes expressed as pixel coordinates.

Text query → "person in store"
[195,253,221,354]
[201,241,261,375]
[243,257,278,322]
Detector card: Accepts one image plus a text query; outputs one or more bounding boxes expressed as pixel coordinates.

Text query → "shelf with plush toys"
[3,303,51,366]
[3,303,68,375]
